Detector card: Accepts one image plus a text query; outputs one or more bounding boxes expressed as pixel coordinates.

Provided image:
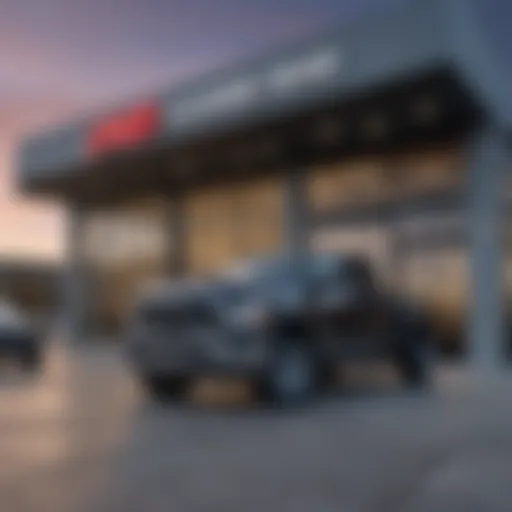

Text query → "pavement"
[0,342,510,512]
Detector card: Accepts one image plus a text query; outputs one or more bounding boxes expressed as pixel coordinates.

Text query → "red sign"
[86,102,160,158]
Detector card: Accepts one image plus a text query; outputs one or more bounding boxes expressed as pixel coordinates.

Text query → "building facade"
[18,0,512,364]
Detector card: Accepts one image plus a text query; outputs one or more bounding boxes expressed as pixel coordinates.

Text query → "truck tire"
[262,342,317,406]
[392,304,434,389]
[395,339,433,388]
[144,375,189,403]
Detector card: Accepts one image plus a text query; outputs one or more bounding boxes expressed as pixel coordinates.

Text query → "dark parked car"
[127,255,434,405]
[0,299,43,371]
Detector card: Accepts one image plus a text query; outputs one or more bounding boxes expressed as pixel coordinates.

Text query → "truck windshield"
[208,283,249,306]
[251,255,337,282]
[223,254,344,295]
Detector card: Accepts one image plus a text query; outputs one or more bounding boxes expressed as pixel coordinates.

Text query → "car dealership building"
[18,0,512,364]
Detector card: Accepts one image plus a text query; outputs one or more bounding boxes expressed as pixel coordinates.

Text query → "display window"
[308,145,462,214]
[82,198,171,336]
[185,178,284,275]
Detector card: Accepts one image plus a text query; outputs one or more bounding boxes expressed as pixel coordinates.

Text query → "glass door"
[82,198,171,338]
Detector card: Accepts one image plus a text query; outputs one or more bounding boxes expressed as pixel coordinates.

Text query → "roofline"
[17,0,512,187]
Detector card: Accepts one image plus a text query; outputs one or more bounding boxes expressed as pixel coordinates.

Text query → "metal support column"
[168,197,187,277]
[62,204,87,343]
[284,168,310,259]
[467,126,508,368]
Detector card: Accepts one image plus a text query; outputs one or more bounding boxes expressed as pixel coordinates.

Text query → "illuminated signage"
[171,47,343,128]
[87,102,160,158]
[267,49,341,94]
[173,78,260,126]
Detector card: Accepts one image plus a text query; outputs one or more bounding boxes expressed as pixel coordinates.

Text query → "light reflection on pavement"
[0,343,136,512]
[0,343,511,512]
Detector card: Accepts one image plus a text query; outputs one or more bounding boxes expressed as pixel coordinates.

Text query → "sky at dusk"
[0,0,511,261]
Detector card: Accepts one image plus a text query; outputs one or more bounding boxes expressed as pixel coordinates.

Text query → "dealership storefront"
[19,0,512,364]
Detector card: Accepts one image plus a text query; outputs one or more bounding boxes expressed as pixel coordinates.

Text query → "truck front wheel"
[143,375,189,403]
[261,342,318,406]
[395,339,433,388]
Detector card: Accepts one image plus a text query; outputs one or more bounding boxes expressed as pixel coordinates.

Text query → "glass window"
[391,145,463,198]
[81,198,171,336]
[402,248,468,344]
[308,144,463,213]
[309,158,389,212]
[185,178,284,276]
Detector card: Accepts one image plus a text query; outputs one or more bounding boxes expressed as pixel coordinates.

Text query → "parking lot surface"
[0,342,510,512]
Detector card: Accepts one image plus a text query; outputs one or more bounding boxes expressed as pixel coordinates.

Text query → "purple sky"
[0,0,510,259]
[1,0,394,137]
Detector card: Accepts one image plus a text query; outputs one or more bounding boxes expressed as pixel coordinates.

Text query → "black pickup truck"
[127,254,434,405]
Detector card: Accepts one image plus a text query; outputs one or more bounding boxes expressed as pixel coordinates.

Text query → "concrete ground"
[0,342,510,512]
